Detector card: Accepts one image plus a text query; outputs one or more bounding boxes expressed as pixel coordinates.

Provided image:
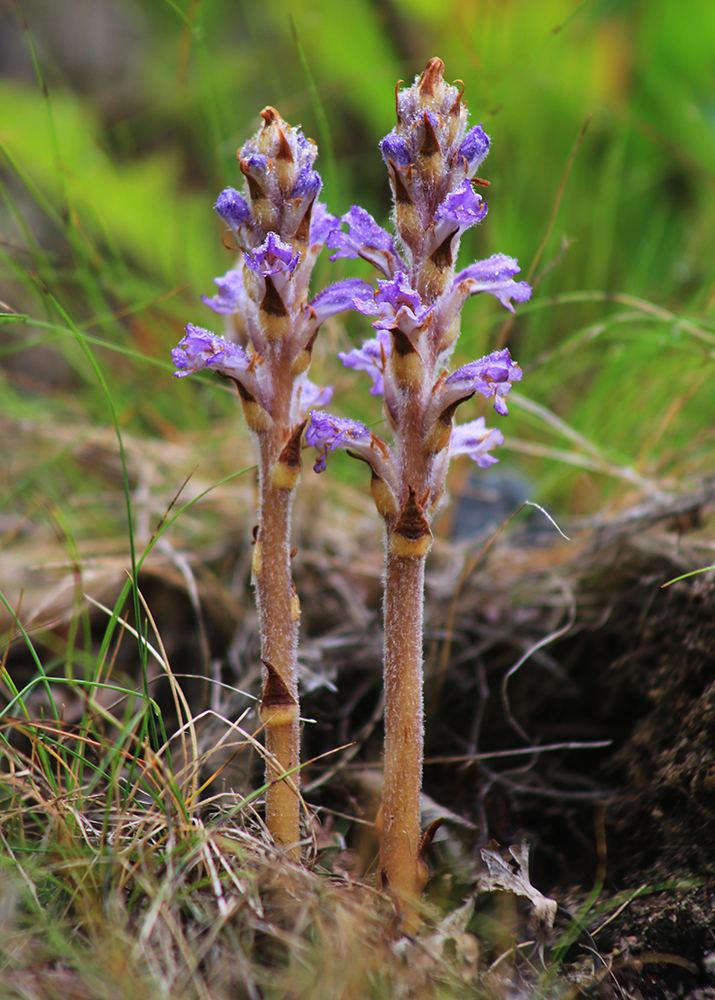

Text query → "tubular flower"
[305,411,372,473]
[444,349,523,416]
[171,324,251,380]
[449,417,504,468]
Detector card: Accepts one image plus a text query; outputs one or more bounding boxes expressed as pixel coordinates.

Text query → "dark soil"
[295,483,715,997]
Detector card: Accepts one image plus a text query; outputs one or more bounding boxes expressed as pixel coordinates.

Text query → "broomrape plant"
[171,60,530,927]
[305,58,530,925]
[171,108,376,855]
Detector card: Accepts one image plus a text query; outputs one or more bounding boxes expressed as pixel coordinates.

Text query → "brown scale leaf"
[393,486,431,542]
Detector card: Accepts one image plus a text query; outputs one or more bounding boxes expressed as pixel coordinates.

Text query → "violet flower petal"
[338,328,391,396]
[458,125,490,177]
[244,232,300,276]
[310,279,377,325]
[450,417,504,468]
[310,202,341,246]
[201,268,245,315]
[171,324,251,378]
[305,410,373,473]
[435,181,487,234]
[215,188,251,231]
[373,272,431,335]
[327,205,405,277]
[447,348,522,415]
[380,130,411,167]
[296,378,334,417]
[454,253,533,313]
[291,165,322,201]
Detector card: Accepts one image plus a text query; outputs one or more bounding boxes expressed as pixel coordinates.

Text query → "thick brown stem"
[380,545,427,924]
[254,450,301,857]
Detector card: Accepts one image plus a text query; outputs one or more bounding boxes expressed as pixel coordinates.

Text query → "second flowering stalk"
[307,60,531,921]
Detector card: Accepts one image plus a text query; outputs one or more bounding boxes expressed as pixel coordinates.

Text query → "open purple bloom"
[201,267,245,315]
[327,206,404,277]
[454,253,532,313]
[172,324,251,379]
[373,273,431,336]
[244,232,300,277]
[434,182,488,240]
[338,329,391,395]
[305,411,373,473]
[446,348,522,416]
[310,279,377,326]
[450,417,504,468]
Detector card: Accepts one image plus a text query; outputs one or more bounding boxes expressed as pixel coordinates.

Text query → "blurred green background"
[1,0,714,531]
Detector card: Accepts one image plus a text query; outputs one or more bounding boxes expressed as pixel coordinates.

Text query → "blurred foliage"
[1,0,715,528]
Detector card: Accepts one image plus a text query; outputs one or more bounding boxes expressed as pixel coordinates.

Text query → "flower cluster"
[306,59,530,546]
[171,107,377,434]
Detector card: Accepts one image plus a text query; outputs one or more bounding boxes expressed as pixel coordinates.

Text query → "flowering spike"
[308,59,531,926]
[172,105,384,859]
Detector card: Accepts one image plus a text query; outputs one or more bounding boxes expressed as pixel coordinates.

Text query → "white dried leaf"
[477,841,557,930]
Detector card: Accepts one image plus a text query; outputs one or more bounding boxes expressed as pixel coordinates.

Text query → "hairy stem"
[380,545,427,921]
[254,435,301,857]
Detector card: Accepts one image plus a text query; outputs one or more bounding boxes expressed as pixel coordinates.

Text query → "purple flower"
[310,279,377,326]
[373,273,431,336]
[306,411,374,473]
[244,232,300,277]
[215,188,251,232]
[453,254,532,313]
[171,324,251,379]
[446,348,522,415]
[201,267,245,315]
[338,329,391,395]
[450,417,504,468]
[434,181,488,242]
[310,203,341,246]
[291,165,322,201]
[458,126,490,177]
[295,378,333,417]
[327,206,405,277]
[240,152,270,189]
[380,130,411,167]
